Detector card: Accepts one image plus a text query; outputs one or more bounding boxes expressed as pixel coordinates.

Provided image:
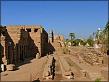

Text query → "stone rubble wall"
[70,46,106,65]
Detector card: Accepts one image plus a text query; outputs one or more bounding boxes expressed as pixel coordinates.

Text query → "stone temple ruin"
[48,29,64,53]
[0,25,108,81]
[0,25,64,71]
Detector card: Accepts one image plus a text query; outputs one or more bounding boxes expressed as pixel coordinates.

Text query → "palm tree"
[63,39,69,54]
[103,21,109,51]
[64,39,69,48]
[103,21,109,38]
[69,33,75,40]
[69,33,75,46]
[105,21,109,28]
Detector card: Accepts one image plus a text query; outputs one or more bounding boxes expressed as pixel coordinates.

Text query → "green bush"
[87,36,94,47]
[67,61,73,66]
[81,41,87,46]
[95,78,101,82]
[62,48,69,54]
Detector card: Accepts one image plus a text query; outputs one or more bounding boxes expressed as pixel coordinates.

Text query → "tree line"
[64,21,109,53]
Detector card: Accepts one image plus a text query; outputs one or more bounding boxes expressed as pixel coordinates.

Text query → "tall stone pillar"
[49,29,53,43]
[1,35,8,65]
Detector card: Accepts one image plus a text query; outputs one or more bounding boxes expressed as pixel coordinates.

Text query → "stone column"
[49,29,53,43]
[1,35,8,65]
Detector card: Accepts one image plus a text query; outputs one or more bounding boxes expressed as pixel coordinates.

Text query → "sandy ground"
[1,56,47,81]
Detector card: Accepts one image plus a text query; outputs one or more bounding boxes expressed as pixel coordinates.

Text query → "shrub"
[95,78,101,82]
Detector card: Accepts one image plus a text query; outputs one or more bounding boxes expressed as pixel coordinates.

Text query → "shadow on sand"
[32,78,40,82]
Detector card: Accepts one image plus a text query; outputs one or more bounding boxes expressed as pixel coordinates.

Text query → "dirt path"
[1,57,47,81]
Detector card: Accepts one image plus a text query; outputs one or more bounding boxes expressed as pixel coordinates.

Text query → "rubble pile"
[70,46,105,65]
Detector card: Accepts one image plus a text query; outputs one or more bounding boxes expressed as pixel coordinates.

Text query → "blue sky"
[1,1,108,39]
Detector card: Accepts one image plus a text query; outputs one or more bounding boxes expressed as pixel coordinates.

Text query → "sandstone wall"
[54,35,64,41]
[0,25,48,65]
[6,25,48,57]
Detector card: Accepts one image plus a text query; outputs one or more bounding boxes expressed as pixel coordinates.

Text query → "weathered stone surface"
[60,58,71,72]
[7,64,15,71]
[43,70,50,77]
[0,25,49,66]
[63,71,71,76]
[101,69,108,80]
[1,64,5,72]
[80,70,86,77]
[71,47,105,65]
[103,56,108,65]
[36,53,40,59]
[59,57,71,77]
[43,56,55,78]
[45,64,51,68]
[87,73,102,81]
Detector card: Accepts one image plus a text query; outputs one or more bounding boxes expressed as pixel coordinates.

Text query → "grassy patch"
[67,61,73,66]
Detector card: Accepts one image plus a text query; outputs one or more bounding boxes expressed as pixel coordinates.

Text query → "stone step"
[88,73,102,80]
[59,57,71,76]
[68,56,105,81]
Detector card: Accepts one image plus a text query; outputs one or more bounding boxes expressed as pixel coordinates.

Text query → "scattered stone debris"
[70,46,107,66]
[43,56,55,80]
